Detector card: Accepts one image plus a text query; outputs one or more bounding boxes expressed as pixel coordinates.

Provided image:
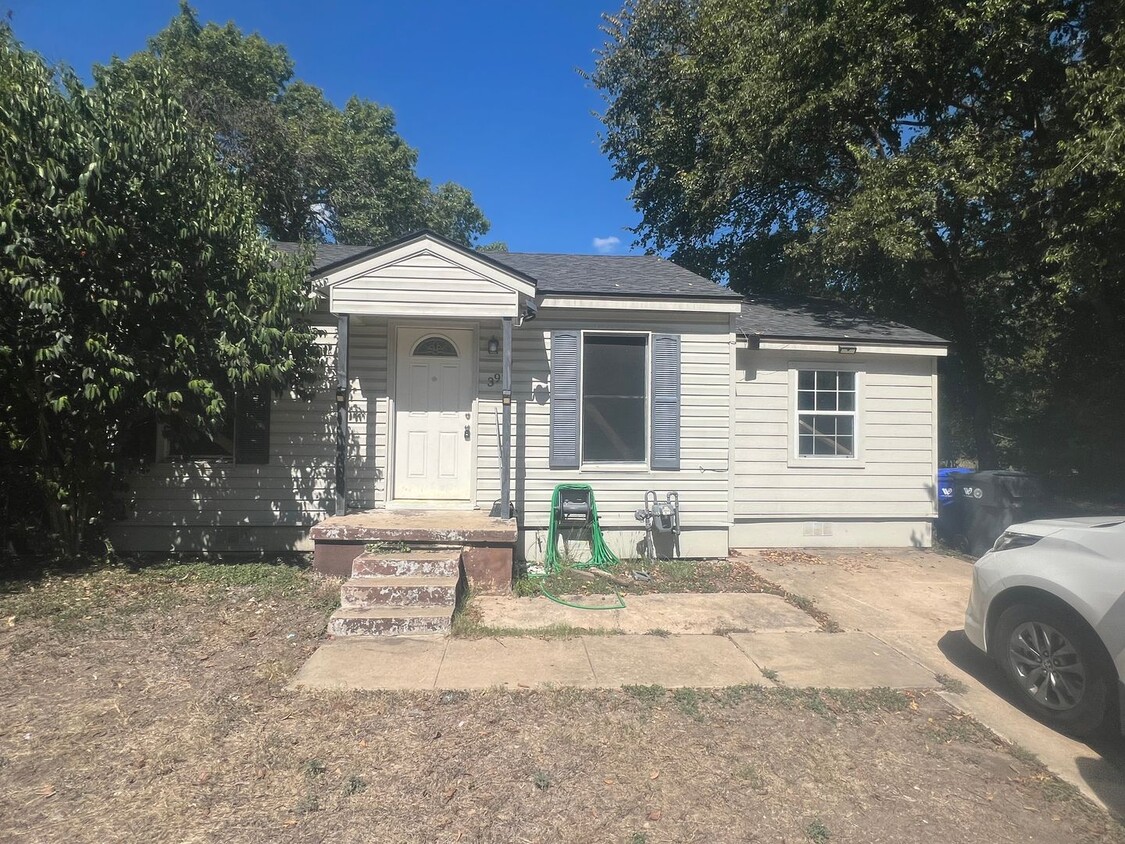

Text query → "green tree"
[1028,19,1125,489]
[0,29,320,554]
[591,0,1122,472]
[128,2,492,247]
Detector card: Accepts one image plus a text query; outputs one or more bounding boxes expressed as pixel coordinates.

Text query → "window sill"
[787,456,866,470]
[579,462,651,474]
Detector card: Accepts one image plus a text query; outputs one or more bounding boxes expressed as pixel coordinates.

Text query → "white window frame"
[787,363,865,468]
[579,330,651,471]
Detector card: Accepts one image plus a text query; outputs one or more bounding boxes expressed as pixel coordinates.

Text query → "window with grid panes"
[796,370,856,457]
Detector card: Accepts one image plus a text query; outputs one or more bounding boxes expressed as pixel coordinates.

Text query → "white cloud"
[592,236,621,254]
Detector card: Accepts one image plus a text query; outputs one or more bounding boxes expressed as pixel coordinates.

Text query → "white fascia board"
[741,337,948,357]
[538,295,743,314]
[318,236,537,297]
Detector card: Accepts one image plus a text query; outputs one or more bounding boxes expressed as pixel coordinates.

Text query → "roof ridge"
[493,250,662,259]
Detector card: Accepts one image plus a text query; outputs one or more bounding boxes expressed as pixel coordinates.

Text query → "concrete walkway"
[292,629,939,692]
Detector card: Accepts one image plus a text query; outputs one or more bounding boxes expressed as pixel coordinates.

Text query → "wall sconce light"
[335,385,347,407]
[487,336,500,355]
[838,344,857,354]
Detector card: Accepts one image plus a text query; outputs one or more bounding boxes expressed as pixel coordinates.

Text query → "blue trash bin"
[936,467,974,544]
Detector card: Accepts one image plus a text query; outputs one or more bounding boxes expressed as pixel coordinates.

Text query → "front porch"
[311,508,519,578]
[321,230,536,521]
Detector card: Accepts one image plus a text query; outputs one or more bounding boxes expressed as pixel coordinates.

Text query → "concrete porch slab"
[728,631,940,689]
[310,509,517,544]
[290,635,448,691]
[582,635,760,687]
[473,592,819,635]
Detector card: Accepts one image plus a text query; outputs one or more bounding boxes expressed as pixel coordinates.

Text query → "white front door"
[393,326,475,501]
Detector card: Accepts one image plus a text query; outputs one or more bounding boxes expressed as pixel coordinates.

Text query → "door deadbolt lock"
[464,425,471,441]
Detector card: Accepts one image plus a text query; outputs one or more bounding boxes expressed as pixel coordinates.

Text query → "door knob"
[464,425,471,441]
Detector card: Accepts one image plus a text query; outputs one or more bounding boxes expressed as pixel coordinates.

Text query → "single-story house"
[111,229,948,567]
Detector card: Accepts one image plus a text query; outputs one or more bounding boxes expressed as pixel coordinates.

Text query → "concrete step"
[327,607,453,637]
[340,576,459,609]
[351,549,461,579]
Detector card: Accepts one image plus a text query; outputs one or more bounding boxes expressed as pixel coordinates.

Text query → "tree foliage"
[0,27,320,554]
[125,2,492,247]
[592,0,1125,485]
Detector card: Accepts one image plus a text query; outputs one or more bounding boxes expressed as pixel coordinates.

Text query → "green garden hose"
[536,484,625,610]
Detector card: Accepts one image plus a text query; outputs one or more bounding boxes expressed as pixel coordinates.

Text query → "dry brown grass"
[1,561,1122,843]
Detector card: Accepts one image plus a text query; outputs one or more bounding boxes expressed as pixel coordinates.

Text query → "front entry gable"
[320,230,536,319]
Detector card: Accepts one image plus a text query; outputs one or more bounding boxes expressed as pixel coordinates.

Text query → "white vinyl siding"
[118,312,389,529]
[328,251,522,318]
[116,298,940,555]
[733,349,937,519]
[476,310,731,528]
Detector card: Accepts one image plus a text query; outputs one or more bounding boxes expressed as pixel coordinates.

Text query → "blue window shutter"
[549,331,580,469]
[651,333,681,470]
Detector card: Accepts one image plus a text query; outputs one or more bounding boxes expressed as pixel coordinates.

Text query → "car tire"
[992,602,1112,737]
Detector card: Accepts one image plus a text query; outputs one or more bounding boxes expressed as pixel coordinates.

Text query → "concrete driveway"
[745,546,1125,818]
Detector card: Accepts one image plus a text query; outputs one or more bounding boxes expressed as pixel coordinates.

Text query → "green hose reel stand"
[544,483,619,573]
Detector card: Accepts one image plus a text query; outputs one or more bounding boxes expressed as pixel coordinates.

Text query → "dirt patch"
[516,557,841,632]
[2,562,1122,843]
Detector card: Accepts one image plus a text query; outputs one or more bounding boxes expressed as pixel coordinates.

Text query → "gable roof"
[272,234,740,300]
[271,229,540,291]
[736,294,948,346]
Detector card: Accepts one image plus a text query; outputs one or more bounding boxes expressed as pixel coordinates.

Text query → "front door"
[393,326,475,501]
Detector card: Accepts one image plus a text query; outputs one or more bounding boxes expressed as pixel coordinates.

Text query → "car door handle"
[464,425,471,441]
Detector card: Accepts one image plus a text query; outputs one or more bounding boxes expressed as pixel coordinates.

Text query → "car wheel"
[993,603,1111,736]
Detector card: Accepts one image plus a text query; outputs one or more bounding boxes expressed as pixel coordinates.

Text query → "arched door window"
[412,335,458,357]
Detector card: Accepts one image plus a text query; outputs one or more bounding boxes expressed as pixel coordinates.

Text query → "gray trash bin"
[956,470,1047,557]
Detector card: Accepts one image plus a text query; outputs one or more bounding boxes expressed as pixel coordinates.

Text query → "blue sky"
[4,0,640,254]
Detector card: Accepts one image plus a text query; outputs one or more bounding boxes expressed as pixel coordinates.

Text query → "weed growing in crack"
[1007,742,1040,765]
[936,673,969,694]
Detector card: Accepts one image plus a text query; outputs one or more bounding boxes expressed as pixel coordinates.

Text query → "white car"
[964,516,1125,736]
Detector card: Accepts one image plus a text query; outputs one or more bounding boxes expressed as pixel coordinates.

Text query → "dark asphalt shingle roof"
[271,240,740,300]
[485,251,742,299]
[737,294,947,346]
[272,238,945,345]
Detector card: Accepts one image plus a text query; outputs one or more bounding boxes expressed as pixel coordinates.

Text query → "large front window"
[582,334,646,463]
[796,370,856,457]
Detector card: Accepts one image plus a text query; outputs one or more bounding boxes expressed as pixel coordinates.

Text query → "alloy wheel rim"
[1007,621,1086,711]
